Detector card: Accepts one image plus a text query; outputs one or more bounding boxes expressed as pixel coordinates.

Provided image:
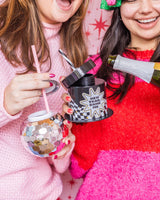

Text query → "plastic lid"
[28,110,54,122]
[62,59,96,88]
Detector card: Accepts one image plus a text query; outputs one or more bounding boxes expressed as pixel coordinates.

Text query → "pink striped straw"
[31,45,50,113]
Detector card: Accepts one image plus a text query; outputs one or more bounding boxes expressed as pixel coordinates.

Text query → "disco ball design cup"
[21,111,68,157]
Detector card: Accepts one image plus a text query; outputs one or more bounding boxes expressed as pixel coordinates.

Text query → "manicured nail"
[54,155,58,159]
[65,96,71,101]
[59,76,64,81]
[49,73,55,78]
[67,120,71,124]
[68,140,71,145]
[50,82,53,86]
[67,108,73,114]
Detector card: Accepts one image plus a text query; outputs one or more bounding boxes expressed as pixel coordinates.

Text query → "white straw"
[31,45,50,113]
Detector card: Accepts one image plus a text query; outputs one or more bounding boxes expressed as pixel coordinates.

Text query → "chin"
[54,15,71,23]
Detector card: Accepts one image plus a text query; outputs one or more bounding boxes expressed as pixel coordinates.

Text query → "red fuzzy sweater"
[70,50,160,200]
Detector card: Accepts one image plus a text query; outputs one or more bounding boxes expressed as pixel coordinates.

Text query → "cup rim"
[28,110,54,122]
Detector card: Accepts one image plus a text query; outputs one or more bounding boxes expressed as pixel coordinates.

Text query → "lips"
[56,0,72,10]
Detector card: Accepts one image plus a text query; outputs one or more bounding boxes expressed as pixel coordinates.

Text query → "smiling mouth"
[137,17,158,24]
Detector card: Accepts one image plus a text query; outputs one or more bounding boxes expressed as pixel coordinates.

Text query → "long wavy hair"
[96,5,160,102]
[0,0,89,73]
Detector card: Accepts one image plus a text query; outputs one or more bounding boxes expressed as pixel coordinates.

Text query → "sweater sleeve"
[0,86,22,127]
[69,120,103,179]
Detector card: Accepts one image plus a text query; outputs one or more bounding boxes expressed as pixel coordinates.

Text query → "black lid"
[62,59,96,88]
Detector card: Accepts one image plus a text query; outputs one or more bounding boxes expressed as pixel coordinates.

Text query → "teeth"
[138,18,157,23]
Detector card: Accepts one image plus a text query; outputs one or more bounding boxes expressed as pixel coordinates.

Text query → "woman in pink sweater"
[63,0,160,199]
[0,0,89,199]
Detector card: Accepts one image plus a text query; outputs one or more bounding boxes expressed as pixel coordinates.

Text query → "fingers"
[62,103,73,115]
[19,90,42,99]
[62,130,75,145]
[16,73,54,82]
[61,93,71,102]
[13,73,54,91]
[53,143,72,159]
[53,131,75,159]
[63,119,73,131]
[59,76,65,82]
[59,76,67,91]
[19,80,51,91]
[14,96,41,111]
[3,72,56,115]
[60,77,73,116]
[61,93,73,116]
[8,89,42,101]
[4,94,41,116]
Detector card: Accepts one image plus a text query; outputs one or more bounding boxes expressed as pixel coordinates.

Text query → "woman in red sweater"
[62,0,160,199]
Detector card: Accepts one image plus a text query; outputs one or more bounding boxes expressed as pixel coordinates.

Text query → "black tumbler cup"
[62,60,113,123]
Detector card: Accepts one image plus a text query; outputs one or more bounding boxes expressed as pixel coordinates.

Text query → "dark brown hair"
[0,0,89,73]
[96,7,160,102]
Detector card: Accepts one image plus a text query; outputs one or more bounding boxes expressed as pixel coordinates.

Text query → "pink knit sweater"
[0,22,73,200]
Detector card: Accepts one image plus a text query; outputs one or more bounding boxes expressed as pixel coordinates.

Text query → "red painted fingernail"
[68,140,71,145]
[67,108,73,114]
[65,96,71,101]
[49,73,55,78]
[67,120,71,124]
[54,155,58,159]
[50,82,53,86]
[59,76,63,81]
